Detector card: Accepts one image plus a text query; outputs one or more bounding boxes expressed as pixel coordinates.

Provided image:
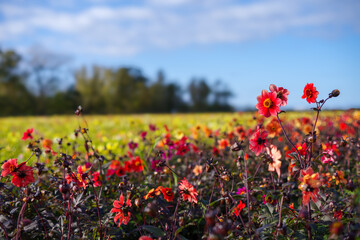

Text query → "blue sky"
[1,0,359,109]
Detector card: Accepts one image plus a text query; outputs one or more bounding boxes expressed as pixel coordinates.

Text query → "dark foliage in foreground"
[0,86,360,240]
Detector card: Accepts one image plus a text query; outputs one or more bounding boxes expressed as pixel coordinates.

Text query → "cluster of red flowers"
[65,165,90,189]
[144,186,175,202]
[1,158,34,187]
[65,163,101,188]
[256,83,320,119]
[174,136,190,156]
[106,156,144,177]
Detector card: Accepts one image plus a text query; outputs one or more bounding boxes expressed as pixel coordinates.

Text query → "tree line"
[0,48,233,116]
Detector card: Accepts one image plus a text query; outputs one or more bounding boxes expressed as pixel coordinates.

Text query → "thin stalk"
[0,221,9,240]
[171,200,180,240]
[252,161,263,179]
[15,198,28,240]
[306,98,329,166]
[32,204,49,239]
[243,158,251,226]
[307,202,312,240]
[164,164,180,177]
[67,199,72,240]
[276,114,304,168]
[207,180,217,211]
[277,195,284,227]
[270,171,276,192]
[88,179,103,239]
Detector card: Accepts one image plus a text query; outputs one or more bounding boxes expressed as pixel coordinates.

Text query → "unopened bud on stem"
[329,89,340,98]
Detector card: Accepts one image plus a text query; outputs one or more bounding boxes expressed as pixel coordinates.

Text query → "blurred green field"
[0,111,345,161]
[0,113,250,160]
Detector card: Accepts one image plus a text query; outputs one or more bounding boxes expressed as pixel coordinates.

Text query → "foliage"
[0,84,360,240]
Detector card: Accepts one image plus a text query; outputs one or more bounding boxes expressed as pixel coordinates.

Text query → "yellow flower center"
[263,98,273,108]
[75,173,82,182]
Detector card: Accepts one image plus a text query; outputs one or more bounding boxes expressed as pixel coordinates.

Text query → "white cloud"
[0,0,359,56]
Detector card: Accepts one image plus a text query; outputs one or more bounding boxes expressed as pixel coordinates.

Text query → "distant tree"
[188,78,212,112]
[0,47,234,115]
[146,71,187,113]
[110,67,148,113]
[210,80,233,111]
[148,71,167,112]
[75,66,107,114]
[26,45,71,114]
[164,82,187,112]
[48,86,81,114]
[0,48,35,116]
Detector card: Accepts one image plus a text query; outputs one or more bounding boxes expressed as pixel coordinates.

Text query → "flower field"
[1,84,360,240]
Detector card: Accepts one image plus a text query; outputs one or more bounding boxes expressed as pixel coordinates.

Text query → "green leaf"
[142,225,165,238]
[174,223,196,239]
[174,226,185,238]
[172,171,178,187]
[209,198,225,207]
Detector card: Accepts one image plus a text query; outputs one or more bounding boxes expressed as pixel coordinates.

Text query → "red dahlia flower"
[128,141,138,150]
[21,128,34,140]
[218,139,230,150]
[256,90,281,117]
[269,84,290,106]
[1,158,19,177]
[160,187,174,202]
[334,210,343,220]
[65,165,89,189]
[11,163,35,187]
[298,167,321,205]
[233,201,245,217]
[130,156,143,172]
[321,149,335,164]
[92,171,101,187]
[249,127,268,156]
[179,178,198,203]
[144,186,162,200]
[111,193,132,226]
[302,83,319,103]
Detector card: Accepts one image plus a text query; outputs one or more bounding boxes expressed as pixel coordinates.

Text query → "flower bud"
[205,210,216,227]
[213,223,227,236]
[144,202,157,218]
[330,89,340,98]
[59,183,70,194]
[221,173,230,182]
[134,198,141,207]
[307,134,316,143]
[346,179,355,191]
